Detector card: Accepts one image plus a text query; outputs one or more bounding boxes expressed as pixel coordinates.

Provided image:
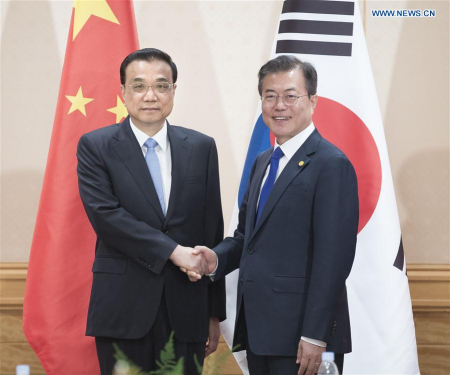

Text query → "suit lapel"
[164,124,192,225]
[251,130,322,240]
[246,150,272,237]
[111,118,165,222]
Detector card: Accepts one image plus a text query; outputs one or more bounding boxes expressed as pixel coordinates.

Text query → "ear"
[120,85,126,102]
[310,95,318,114]
[172,83,177,98]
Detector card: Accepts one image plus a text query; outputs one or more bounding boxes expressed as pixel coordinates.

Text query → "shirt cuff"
[208,259,219,281]
[301,336,327,347]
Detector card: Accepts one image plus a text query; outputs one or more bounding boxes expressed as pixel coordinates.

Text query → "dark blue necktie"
[256,147,284,222]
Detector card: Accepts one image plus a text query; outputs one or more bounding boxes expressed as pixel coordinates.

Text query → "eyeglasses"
[261,94,309,107]
[126,82,174,95]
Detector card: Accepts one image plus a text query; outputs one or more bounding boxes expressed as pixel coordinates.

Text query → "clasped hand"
[170,245,217,282]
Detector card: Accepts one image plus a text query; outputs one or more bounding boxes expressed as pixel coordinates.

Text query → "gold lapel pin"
[299,161,305,167]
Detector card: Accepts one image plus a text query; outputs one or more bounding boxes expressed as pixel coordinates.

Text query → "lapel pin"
[299,161,305,167]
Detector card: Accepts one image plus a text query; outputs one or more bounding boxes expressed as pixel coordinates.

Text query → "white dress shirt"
[258,123,315,205]
[129,119,172,215]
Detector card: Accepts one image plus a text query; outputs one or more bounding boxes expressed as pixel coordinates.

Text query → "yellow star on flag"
[73,0,120,40]
[65,86,94,116]
[107,95,128,122]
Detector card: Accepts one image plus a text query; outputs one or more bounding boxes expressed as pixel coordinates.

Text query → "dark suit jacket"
[214,129,358,356]
[77,118,226,342]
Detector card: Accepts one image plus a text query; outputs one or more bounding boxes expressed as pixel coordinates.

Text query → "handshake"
[170,245,218,282]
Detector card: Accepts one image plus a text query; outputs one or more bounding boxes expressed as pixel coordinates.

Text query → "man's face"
[121,59,176,130]
[261,69,317,145]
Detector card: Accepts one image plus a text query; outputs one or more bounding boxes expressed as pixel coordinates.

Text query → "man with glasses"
[187,55,359,375]
[77,48,225,374]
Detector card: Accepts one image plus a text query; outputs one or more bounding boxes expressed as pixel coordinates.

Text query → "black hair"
[120,48,178,84]
[258,55,317,97]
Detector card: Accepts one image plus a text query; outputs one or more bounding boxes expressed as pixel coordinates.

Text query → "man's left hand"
[205,317,220,357]
[296,339,325,375]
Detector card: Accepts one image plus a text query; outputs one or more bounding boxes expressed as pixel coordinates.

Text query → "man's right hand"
[193,246,218,274]
[182,246,218,282]
[170,245,208,279]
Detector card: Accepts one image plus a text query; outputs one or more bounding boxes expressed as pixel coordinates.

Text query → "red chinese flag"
[23,1,139,373]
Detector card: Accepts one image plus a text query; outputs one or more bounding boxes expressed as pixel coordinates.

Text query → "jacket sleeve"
[213,154,260,280]
[77,133,178,275]
[301,154,359,341]
[202,139,227,321]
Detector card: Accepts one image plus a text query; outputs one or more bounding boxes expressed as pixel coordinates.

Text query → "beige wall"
[1,0,448,263]
[364,0,449,263]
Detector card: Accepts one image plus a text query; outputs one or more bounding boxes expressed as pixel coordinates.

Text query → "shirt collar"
[129,119,169,152]
[275,123,315,160]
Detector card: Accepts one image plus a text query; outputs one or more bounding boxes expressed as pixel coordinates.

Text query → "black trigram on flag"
[276,0,354,56]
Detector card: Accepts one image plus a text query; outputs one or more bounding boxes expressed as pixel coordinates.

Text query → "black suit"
[214,130,358,365]
[77,118,225,371]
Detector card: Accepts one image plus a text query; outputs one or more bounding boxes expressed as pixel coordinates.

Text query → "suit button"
[247,247,254,254]
[149,262,154,268]
[240,278,243,282]
[163,228,169,234]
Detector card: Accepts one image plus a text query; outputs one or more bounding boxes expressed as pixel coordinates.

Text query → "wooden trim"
[408,264,450,312]
[408,264,450,272]
[0,263,28,311]
[0,263,449,311]
[0,263,28,270]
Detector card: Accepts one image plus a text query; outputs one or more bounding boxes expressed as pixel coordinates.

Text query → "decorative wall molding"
[408,264,450,312]
[0,263,27,311]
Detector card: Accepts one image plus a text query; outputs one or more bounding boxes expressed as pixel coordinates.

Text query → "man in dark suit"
[77,48,226,375]
[187,55,359,375]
